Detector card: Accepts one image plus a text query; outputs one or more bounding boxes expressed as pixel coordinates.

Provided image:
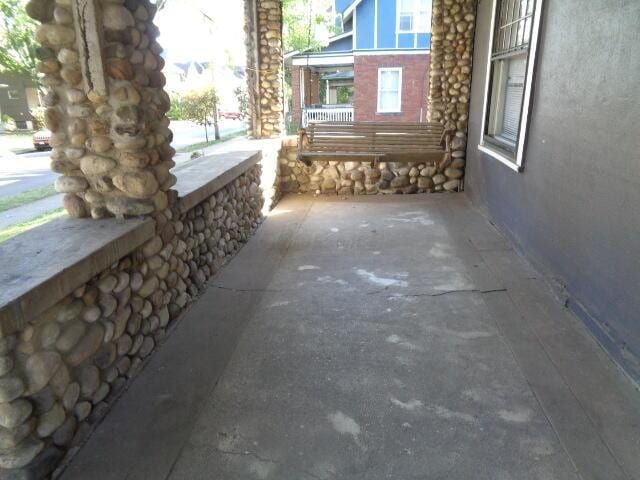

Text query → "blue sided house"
[286,0,433,126]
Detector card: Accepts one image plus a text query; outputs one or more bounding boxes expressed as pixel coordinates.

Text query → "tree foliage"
[233,86,249,120]
[0,0,39,77]
[180,88,219,142]
[283,0,335,53]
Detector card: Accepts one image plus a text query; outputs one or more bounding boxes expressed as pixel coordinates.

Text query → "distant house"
[163,61,246,111]
[0,73,41,130]
[286,0,432,127]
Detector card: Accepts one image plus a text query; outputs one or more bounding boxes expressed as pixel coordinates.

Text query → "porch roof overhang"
[286,31,354,67]
[320,71,355,81]
[291,52,354,67]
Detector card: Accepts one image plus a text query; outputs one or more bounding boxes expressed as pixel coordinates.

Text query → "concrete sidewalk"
[0,136,250,231]
[61,194,640,480]
[0,194,63,230]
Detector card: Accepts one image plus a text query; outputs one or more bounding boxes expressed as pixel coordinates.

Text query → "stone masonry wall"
[245,0,284,138]
[277,138,464,195]
[28,0,175,218]
[427,0,478,185]
[0,166,263,478]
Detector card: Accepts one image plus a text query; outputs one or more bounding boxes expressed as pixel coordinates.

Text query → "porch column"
[27,0,175,219]
[427,0,477,182]
[244,0,284,138]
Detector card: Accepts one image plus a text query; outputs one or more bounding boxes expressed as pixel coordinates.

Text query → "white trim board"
[354,49,430,56]
[292,55,355,66]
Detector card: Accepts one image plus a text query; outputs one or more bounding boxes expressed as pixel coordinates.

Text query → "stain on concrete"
[268,301,290,308]
[248,459,275,479]
[430,405,477,424]
[386,334,421,351]
[356,269,408,288]
[297,265,320,271]
[317,276,348,286]
[388,212,435,226]
[327,411,365,450]
[390,397,424,411]
[498,408,534,423]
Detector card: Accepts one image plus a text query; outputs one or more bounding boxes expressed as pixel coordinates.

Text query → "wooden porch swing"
[297,121,452,167]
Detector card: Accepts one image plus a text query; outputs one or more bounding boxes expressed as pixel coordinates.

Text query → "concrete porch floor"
[61,194,640,480]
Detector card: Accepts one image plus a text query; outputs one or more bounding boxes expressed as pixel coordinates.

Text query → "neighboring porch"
[302,70,355,127]
[291,64,355,127]
[61,194,640,480]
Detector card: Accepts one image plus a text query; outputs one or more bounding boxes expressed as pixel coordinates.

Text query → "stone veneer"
[244,0,284,138]
[277,138,465,195]
[427,0,478,184]
[27,0,175,218]
[0,160,264,478]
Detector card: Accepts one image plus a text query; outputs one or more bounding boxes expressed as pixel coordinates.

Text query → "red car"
[33,129,52,150]
[218,110,242,120]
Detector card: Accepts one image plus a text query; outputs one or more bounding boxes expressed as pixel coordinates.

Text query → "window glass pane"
[380,91,398,111]
[416,11,431,32]
[399,14,412,31]
[400,0,415,10]
[381,71,399,90]
[500,56,526,142]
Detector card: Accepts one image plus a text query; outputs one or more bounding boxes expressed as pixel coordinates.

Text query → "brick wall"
[292,66,302,126]
[354,54,430,122]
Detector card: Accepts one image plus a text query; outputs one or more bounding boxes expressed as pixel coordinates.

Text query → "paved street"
[0,120,245,200]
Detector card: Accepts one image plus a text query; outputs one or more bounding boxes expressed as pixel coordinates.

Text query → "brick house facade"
[286,0,433,127]
[353,54,430,122]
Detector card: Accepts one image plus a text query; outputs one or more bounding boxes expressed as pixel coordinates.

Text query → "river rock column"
[28,0,175,219]
[244,0,284,138]
[427,0,477,191]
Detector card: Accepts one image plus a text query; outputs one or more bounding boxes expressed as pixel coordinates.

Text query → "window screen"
[484,0,537,153]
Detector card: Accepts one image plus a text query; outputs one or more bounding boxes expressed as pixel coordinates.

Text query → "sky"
[155,0,246,67]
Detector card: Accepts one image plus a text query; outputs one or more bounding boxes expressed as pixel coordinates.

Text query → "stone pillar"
[27,0,175,219]
[244,0,284,138]
[427,0,477,189]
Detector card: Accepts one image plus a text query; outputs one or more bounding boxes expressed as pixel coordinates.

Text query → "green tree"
[283,0,334,53]
[0,0,39,78]
[181,88,220,142]
[234,86,249,120]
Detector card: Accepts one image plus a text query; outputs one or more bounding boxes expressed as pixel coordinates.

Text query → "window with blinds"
[484,0,537,155]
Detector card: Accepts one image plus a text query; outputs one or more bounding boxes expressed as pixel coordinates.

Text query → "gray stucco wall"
[465,0,640,380]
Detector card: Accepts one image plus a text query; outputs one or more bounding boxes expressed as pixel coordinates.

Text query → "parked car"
[32,129,51,150]
[218,110,242,120]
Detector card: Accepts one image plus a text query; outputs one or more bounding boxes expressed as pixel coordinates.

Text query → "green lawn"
[0,184,57,213]
[0,131,35,153]
[0,208,66,243]
[177,129,247,153]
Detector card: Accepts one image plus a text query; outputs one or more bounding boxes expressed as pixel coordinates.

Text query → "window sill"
[376,111,402,115]
[478,143,522,172]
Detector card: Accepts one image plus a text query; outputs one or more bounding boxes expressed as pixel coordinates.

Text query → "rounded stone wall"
[428,0,477,187]
[28,0,175,218]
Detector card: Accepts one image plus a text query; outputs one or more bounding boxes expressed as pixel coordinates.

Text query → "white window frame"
[377,67,402,113]
[478,0,544,172]
[396,0,431,34]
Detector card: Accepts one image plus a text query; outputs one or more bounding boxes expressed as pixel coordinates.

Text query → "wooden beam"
[71,0,108,97]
